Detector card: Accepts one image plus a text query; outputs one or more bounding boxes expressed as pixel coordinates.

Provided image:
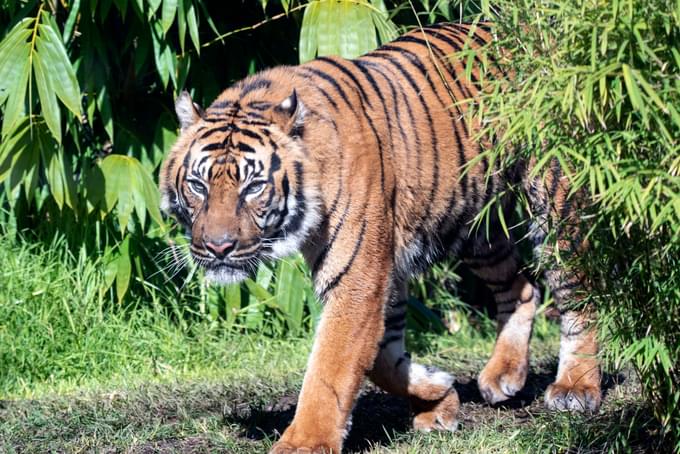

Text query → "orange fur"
[159,23,600,453]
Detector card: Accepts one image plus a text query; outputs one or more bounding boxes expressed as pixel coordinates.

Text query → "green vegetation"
[0,0,678,451]
[475,0,679,447]
[0,237,658,452]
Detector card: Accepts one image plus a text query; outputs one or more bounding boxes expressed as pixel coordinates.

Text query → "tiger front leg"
[269,255,392,454]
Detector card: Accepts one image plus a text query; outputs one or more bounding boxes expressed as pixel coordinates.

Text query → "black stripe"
[316,56,373,108]
[384,311,406,328]
[394,35,475,105]
[312,194,352,275]
[240,78,271,96]
[365,51,443,222]
[239,128,266,145]
[362,62,421,189]
[358,61,411,157]
[319,219,368,299]
[298,67,357,113]
[301,65,386,193]
[378,334,403,348]
[385,322,406,332]
[237,142,256,153]
[466,245,515,269]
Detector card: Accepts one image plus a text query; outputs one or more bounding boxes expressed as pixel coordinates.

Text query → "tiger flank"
[159,23,600,453]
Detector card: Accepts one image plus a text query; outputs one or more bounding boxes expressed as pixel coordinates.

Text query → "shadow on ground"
[225,367,629,453]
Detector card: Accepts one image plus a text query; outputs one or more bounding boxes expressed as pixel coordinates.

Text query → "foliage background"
[0,0,678,450]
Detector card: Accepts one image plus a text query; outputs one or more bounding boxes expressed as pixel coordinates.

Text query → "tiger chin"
[160,23,601,454]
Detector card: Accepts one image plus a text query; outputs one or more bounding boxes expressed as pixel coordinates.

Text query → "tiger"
[159,22,601,453]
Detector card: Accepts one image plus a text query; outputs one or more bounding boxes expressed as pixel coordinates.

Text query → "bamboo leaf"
[299,1,320,63]
[33,52,61,143]
[186,0,200,53]
[275,259,305,333]
[115,236,132,303]
[1,46,30,138]
[62,0,81,42]
[621,64,646,120]
[148,0,162,16]
[161,0,178,33]
[36,16,82,117]
[0,25,32,105]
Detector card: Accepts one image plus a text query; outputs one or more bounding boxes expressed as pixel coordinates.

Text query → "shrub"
[475,0,679,447]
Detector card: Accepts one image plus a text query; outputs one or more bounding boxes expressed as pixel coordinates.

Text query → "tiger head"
[159,79,320,284]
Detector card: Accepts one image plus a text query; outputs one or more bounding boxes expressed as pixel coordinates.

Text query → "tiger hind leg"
[464,230,539,404]
[367,282,459,432]
[527,165,601,412]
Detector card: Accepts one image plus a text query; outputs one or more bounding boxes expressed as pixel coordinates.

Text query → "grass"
[0,234,661,453]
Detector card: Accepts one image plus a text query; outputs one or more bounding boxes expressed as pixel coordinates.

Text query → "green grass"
[0,235,661,453]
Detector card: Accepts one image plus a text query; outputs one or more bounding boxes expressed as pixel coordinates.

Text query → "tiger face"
[159,86,319,284]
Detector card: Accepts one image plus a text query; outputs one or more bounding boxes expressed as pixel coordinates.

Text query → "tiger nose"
[204,238,237,259]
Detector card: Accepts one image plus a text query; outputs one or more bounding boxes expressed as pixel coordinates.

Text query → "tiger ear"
[175,90,204,132]
[274,89,306,137]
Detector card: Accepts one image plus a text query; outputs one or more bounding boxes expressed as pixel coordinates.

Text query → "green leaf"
[96,85,114,141]
[224,283,242,325]
[146,111,178,170]
[115,236,132,303]
[148,0,163,16]
[621,64,646,121]
[39,131,77,211]
[316,0,339,57]
[161,0,178,33]
[1,46,30,138]
[98,154,163,232]
[0,23,32,105]
[62,0,81,43]
[275,259,305,333]
[150,19,175,88]
[36,15,82,117]
[33,51,61,143]
[177,0,187,52]
[186,0,200,53]
[299,1,320,63]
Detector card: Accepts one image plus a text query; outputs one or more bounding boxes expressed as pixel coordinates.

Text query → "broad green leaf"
[161,0,178,33]
[36,16,82,117]
[275,259,305,333]
[621,64,646,120]
[244,278,277,307]
[317,0,339,57]
[0,23,32,105]
[1,47,30,138]
[96,85,114,141]
[224,283,242,325]
[148,0,163,16]
[112,0,128,17]
[62,0,81,42]
[299,1,320,63]
[150,19,175,88]
[99,155,135,232]
[147,111,178,170]
[0,120,31,183]
[115,236,132,304]
[186,0,200,53]
[98,154,163,231]
[33,52,61,143]
[177,0,186,52]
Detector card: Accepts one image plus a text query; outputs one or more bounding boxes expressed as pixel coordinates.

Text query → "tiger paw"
[269,441,336,454]
[269,423,341,454]
[544,381,601,412]
[411,388,460,432]
[478,354,528,404]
